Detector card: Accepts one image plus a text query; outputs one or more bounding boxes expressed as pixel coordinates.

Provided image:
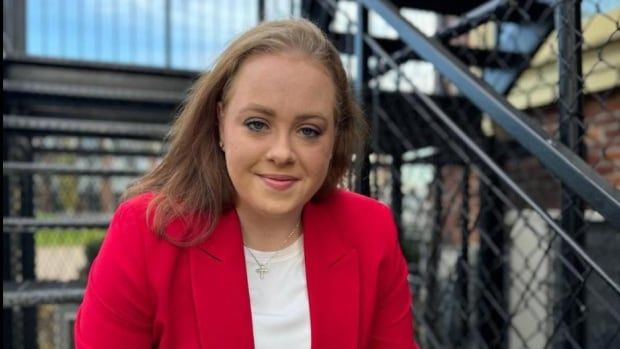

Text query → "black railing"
[3,1,619,348]
[316,0,619,348]
[359,0,619,228]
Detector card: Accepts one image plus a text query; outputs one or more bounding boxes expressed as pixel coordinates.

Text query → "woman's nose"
[265,132,296,165]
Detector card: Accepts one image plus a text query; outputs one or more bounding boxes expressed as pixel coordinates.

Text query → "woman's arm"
[369,206,420,349]
[74,202,154,348]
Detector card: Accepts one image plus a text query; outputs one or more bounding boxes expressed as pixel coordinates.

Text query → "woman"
[75,19,419,349]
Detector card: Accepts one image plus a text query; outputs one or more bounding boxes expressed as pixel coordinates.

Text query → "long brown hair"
[124,19,368,246]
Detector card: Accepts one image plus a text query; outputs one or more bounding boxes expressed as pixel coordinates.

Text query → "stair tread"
[390,0,488,15]
[3,281,85,307]
[2,161,145,176]
[3,79,184,104]
[3,215,111,229]
[3,114,169,139]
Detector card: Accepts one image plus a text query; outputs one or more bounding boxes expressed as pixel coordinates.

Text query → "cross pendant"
[256,264,269,280]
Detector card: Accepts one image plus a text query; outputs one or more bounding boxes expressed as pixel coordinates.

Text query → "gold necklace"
[245,221,300,280]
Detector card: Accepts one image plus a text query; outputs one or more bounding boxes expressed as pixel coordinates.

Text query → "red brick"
[595,161,614,175]
[587,149,603,165]
[589,111,619,124]
[607,173,620,189]
[606,128,620,140]
[604,145,620,161]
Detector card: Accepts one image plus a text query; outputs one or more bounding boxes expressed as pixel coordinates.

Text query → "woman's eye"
[245,120,267,132]
[299,127,321,138]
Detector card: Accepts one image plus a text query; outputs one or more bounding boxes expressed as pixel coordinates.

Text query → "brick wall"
[503,88,619,209]
[435,88,618,244]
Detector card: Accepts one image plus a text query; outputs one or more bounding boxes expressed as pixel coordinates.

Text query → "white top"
[244,236,311,349]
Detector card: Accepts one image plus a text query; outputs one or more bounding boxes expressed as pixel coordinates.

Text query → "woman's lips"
[259,175,298,191]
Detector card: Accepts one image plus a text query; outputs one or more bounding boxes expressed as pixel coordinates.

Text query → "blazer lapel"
[189,210,254,349]
[187,201,361,349]
[303,201,360,349]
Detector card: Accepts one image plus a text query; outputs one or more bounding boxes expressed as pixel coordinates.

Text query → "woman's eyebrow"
[239,103,329,123]
[240,103,276,116]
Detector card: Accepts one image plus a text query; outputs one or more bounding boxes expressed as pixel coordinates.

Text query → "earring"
[219,142,224,151]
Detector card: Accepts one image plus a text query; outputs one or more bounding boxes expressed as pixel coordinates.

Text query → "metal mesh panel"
[320,0,620,348]
[3,1,619,348]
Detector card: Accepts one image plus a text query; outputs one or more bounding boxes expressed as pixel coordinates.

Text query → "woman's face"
[218,51,336,218]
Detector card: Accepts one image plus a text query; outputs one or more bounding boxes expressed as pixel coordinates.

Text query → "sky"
[20,0,619,205]
[26,0,273,70]
[25,0,618,71]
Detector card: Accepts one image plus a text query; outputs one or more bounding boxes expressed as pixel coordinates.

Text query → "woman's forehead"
[224,52,336,120]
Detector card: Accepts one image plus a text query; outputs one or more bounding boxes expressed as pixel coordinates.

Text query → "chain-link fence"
[3,126,169,348]
[319,0,619,348]
[3,1,619,348]
[2,1,303,348]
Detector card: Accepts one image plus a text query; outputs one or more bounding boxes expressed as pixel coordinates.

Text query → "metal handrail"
[361,32,620,295]
[315,0,620,294]
[358,0,620,229]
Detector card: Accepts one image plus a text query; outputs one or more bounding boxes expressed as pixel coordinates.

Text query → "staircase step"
[4,114,169,139]
[3,56,194,122]
[435,1,504,42]
[3,281,85,307]
[443,47,523,68]
[333,33,521,69]
[390,0,488,15]
[436,0,552,42]
[3,79,184,104]
[32,145,164,157]
[370,91,483,154]
[3,215,111,231]
[3,162,144,177]
[3,55,196,90]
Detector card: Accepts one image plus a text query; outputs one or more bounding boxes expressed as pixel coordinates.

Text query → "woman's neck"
[235,205,303,252]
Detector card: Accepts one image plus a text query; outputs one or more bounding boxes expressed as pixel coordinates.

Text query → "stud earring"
[219,142,224,151]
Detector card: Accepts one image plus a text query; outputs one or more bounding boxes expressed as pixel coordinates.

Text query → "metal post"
[391,153,403,238]
[16,135,37,349]
[455,165,470,346]
[555,1,586,347]
[354,5,367,103]
[424,163,444,346]
[164,0,172,68]
[3,131,13,349]
[477,139,508,349]
[3,133,37,349]
[258,0,265,21]
[2,0,26,54]
[355,4,371,195]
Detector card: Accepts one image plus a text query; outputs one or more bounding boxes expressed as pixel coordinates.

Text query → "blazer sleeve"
[74,202,154,348]
[369,205,420,349]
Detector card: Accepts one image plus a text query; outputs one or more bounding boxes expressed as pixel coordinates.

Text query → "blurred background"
[3,0,619,348]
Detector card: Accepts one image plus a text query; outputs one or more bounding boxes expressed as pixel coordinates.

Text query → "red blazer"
[75,189,419,349]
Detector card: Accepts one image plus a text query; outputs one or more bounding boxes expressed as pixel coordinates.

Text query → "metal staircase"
[307,0,620,348]
[3,55,196,348]
[3,0,619,348]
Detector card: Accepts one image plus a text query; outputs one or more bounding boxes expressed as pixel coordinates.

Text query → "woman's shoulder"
[319,189,399,256]
[117,192,156,215]
[105,192,156,238]
[113,192,163,229]
[114,192,210,245]
[321,189,395,233]
[326,188,392,216]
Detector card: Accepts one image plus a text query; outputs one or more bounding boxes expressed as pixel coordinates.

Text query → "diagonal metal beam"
[359,0,620,229]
